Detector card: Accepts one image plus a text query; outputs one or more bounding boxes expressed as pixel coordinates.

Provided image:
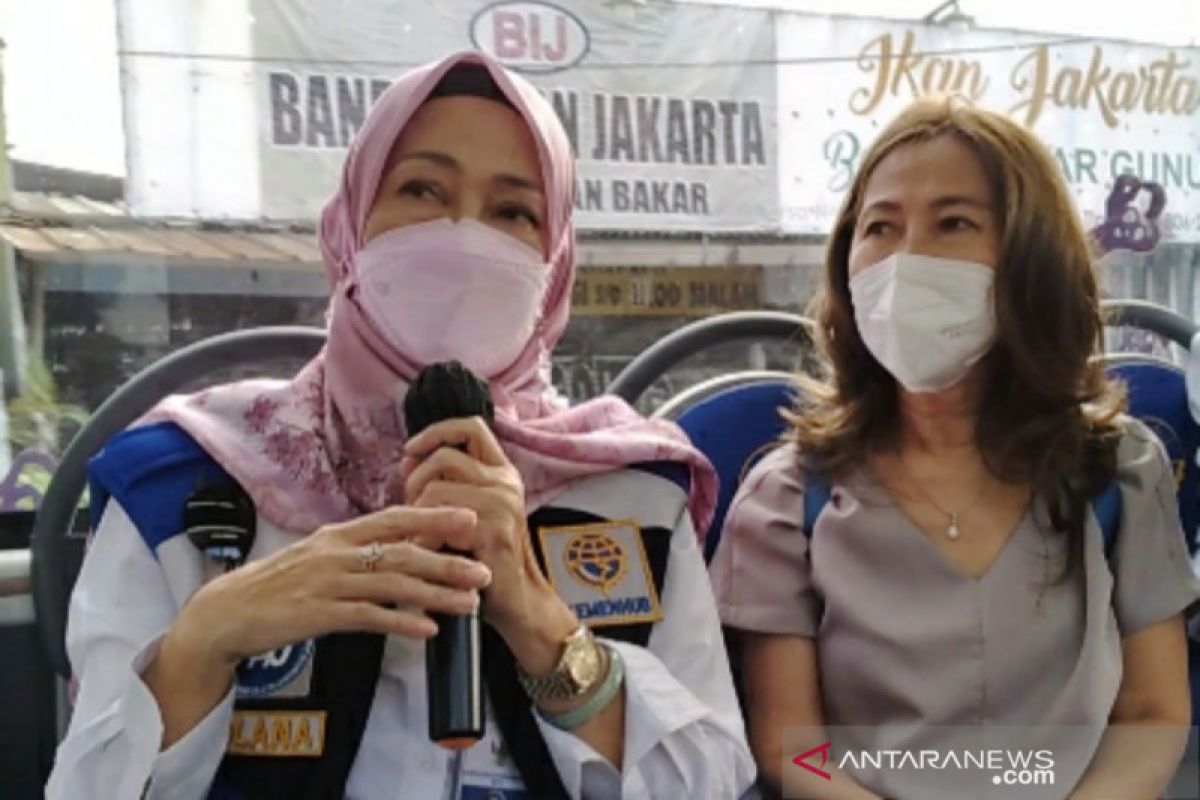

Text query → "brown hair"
[789,97,1125,572]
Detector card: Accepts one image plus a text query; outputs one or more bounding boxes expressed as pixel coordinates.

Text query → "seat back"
[671,378,795,562]
[1106,357,1200,555]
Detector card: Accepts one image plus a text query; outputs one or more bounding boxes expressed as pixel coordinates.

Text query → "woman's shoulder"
[1114,414,1175,478]
[90,420,226,504]
[552,463,692,531]
[739,443,807,502]
[90,421,232,552]
[722,443,807,535]
[572,461,692,493]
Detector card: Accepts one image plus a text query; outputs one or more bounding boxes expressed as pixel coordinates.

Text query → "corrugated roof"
[0,191,323,269]
[0,222,322,267]
[7,191,127,221]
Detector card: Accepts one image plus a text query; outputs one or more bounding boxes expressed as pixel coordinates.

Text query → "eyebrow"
[495,173,543,193]
[396,150,458,170]
[861,195,992,215]
[394,150,543,194]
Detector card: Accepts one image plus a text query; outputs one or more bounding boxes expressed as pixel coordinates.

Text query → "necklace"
[897,453,989,540]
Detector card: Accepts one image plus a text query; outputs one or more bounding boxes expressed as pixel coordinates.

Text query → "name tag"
[227,710,326,758]
[538,520,663,628]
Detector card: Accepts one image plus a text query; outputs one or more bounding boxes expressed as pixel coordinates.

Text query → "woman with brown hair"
[710,97,1200,799]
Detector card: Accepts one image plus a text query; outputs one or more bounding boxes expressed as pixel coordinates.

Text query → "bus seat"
[669,377,794,562]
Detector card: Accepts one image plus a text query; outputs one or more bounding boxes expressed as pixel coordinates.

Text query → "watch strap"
[516,625,599,702]
[536,643,625,731]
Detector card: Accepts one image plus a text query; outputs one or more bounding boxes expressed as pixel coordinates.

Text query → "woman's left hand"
[399,417,578,675]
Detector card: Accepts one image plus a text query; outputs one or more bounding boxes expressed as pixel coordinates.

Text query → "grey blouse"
[710,417,1200,798]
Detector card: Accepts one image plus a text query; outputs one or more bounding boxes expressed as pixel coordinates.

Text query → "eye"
[940,215,980,232]
[861,219,892,237]
[398,180,443,202]
[496,202,541,229]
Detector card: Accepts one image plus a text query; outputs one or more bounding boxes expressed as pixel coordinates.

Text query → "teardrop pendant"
[946,515,961,540]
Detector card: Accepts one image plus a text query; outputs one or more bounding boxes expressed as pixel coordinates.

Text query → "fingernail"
[418,618,438,637]
[450,509,477,526]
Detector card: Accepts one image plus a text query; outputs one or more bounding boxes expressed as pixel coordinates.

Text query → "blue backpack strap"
[88,421,231,554]
[803,472,832,539]
[800,470,1119,552]
[1091,481,1122,557]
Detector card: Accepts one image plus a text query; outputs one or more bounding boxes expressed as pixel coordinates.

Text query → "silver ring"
[358,542,384,572]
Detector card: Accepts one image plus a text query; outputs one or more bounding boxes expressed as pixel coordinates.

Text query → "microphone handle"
[426,547,484,748]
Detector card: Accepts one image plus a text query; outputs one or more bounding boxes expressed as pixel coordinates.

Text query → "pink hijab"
[145,51,717,537]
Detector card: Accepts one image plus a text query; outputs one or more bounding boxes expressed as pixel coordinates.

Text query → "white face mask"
[849,252,997,393]
[354,218,549,378]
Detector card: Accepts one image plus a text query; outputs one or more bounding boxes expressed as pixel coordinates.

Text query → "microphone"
[403,362,494,750]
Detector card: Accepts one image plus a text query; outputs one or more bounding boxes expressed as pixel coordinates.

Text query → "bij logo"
[470,1,590,74]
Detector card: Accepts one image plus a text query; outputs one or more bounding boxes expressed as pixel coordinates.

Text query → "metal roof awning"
[0,192,328,296]
[0,224,323,271]
[0,193,324,273]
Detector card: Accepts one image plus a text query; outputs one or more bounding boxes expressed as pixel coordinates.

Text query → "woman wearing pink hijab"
[47,52,754,800]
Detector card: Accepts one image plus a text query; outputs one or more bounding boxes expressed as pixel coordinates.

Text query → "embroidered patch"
[538,520,663,627]
[235,640,315,699]
[227,710,326,758]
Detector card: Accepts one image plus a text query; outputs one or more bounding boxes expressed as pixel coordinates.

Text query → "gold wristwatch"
[516,624,606,703]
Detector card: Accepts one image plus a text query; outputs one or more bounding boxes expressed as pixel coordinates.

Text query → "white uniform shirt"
[46,467,756,799]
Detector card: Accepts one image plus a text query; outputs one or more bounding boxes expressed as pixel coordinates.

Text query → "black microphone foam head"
[403,361,495,438]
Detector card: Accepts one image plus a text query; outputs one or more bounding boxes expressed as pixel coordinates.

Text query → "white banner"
[777,16,1200,242]
[114,4,1200,241]
[117,0,778,232]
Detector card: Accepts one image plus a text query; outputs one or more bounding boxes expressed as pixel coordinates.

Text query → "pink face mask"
[353,218,549,378]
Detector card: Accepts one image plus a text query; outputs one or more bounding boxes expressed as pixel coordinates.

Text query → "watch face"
[565,633,603,691]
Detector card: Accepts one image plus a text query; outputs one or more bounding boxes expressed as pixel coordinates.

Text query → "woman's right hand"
[143,506,490,748]
[177,505,491,670]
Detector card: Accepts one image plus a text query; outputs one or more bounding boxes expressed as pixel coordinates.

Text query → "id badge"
[458,724,528,800]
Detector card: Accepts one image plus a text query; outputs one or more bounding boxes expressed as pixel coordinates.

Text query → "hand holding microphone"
[401,363,580,747]
[403,362,495,749]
